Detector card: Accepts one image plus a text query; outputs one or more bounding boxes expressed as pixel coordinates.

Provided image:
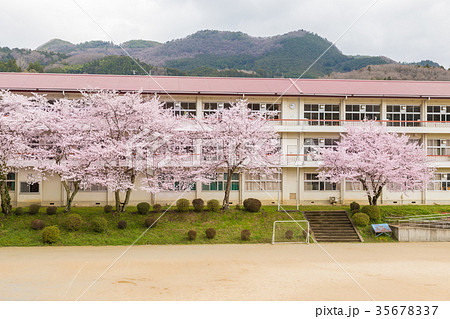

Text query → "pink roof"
[1,72,450,98]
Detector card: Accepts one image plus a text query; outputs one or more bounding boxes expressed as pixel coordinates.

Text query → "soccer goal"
[272,220,311,244]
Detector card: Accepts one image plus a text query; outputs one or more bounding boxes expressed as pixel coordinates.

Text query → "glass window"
[6,172,16,191]
[245,173,281,191]
[304,173,339,191]
[427,139,450,156]
[304,138,339,160]
[247,103,281,119]
[20,182,39,193]
[304,104,340,126]
[427,105,450,122]
[387,105,420,127]
[202,173,239,191]
[163,101,196,117]
[67,181,107,192]
[345,104,380,121]
[428,173,450,191]
[203,102,232,117]
[345,180,364,191]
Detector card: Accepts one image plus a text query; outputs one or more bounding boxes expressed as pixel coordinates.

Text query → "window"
[201,141,223,162]
[386,105,420,127]
[345,180,363,191]
[428,173,450,191]
[202,173,239,191]
[248,103,280,119]
[157,174,196,191]
[304,173,339,191]
[304,138,339,160]
[245,173,281,191]
[203,102,231,117]
[427,105,450,122]
[20,182,39,193]
[304,104,340,126]
[6,172,16,191]
[427,139,450,156]
[345,104,380,121]
[163,102,196,117]
[67,181,107,192]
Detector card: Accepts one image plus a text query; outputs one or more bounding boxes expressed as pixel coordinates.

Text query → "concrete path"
[0,243,449,300]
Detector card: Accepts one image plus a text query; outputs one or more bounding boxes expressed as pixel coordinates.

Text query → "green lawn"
[0,204,446,247]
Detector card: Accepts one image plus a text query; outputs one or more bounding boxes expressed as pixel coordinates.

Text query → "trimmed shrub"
[235,204,241,210]
[137,202,150,215]
[14,207,24,216]
[349,202,360,213]
[91,217,108,233]
[192,198,204,212]
[153,204,162,214]
[241,229,251,241]
[103,205,113,214]
[205,228,216,239]
[285,230,294,240]
[352,213,370,227]
[144,217,157,228]
[207,199,220,212]
[361,205,381,223]
[118,220,127,229]
[31,219,45,230]
[64,213,83,231]
[42,226,60,244]
[176,198,190,213]
[243,198,261,212]
[28,204,40,215]
[187,230,197,241]
[46,206,57,215]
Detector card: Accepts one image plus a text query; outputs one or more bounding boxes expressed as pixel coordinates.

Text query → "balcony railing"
[268,119,450,128]
[281,154,450,166]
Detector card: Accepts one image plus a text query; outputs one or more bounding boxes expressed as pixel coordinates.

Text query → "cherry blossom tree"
[200,100,281,210]
[0,91,41,215]
[78,90,188,213]
[32,97,100,213]
[317,121,434,206]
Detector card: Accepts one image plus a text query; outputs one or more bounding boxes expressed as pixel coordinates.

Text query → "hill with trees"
[325,63,450,81]
[0,29,446,79]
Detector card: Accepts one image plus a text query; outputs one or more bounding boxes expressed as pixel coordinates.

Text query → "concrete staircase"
[303,211,363,242]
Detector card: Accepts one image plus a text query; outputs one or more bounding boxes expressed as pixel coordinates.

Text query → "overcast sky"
[2,0,450,68]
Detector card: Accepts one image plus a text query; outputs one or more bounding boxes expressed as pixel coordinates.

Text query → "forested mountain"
[0,29,445,79]
[326,63,450,81]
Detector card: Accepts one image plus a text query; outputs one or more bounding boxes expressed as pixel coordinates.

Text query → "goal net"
[272,220,311,244]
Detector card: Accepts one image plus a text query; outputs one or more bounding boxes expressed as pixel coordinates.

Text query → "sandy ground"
[0,242,449,301]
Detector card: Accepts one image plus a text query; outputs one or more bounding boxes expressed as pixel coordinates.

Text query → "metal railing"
[268,118,450,128]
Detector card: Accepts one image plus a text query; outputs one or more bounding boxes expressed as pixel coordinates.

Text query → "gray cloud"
[1,0,449,67]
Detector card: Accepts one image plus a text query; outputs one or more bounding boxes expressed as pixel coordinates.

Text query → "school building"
[1,72,450,207]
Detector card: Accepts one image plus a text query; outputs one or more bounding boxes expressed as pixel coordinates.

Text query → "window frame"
[304,173,339,191]
[202,173,239,191]
[304,104,340,126]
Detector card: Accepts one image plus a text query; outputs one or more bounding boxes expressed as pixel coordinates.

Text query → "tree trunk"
[368,188,383,206]
[62,181,79,213]
[115,190,121,213]
[0,178,12,216]
[222,169,233,210]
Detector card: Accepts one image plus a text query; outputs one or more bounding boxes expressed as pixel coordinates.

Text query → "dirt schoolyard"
[0,242,449,300]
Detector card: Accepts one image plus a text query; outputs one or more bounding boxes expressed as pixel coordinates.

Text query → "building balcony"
[270,119,450,134]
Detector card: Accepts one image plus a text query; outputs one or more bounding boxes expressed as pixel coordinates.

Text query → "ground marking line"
[249,176,376,301]
[61,262,87,300]
[71,0,178,103]
[75,188,191,301]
